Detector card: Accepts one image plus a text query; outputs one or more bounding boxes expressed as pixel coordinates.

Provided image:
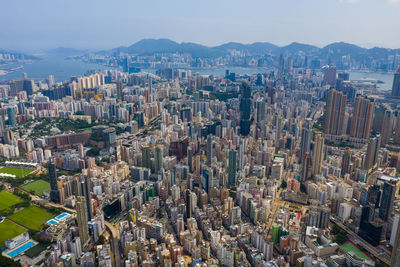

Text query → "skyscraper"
[48,160,60,203]
[391,212,400,266]
[350,96,374,139]
[48,75,55,88]
[365,135,381,170]
[300,120,312,163]
[324,89,347,136]
[155,144,163,173]
[381,108,394,145]
[255,98,266,123]
[394,112,400,145]
[240,82,251,136]
[0,116,5,137]
[141,144,150,169]
[185,189,193,220]
[379,180,396,221]
[206,135,213,166]
[323,66,337,86]
[7,107,17,127]
[228,150,237,186]
[238,140,244,170]
[122,57,129,73]
[116,80,123,101]
[187,146,193,173]
[392,68,400,97]
[80,176,93,221]
[301,152,311,182]
[312,131,324,176]
[10,78,34,96]
[341,148,352,177]
[76,196,90,247]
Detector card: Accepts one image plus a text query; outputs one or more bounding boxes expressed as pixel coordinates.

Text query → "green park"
[8,205,54,231]
[21,180,50,196]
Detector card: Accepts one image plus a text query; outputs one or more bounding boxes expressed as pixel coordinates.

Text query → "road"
[330,217,391,265]
[105,221,121,267]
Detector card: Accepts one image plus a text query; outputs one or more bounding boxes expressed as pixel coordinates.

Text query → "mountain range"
[101,38,400,59]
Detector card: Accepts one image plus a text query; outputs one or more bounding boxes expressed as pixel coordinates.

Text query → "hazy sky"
[2,0,400,52]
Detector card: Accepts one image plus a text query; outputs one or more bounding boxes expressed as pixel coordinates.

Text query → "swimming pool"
[54,212,71,221]
[6,241,35,258]
[46,219,58,225]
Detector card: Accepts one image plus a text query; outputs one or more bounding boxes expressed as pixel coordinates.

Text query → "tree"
[96,235,106,245]
[87,148,100,157]
[300,183,307,193]
[281,180,287,189]
[157,209,164,219]
[0,255,21,267]
[331,224,348,244]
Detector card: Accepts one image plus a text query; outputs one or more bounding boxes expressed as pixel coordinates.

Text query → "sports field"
[21,180,50,196]
[8,206,54,230]
[25,244,46,258]
[0,219,26,247]
[340,242,374,262]
[0,167,34,178]
[0,190,22,210]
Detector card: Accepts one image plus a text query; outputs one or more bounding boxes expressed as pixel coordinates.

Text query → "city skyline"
[1,1,400,267]
[2,0,400,52]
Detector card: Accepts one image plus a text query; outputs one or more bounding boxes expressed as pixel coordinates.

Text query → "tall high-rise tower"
[228,150,237,186]
[324,89,347,135]
[80,176,93,221]
[341,148,352,177]
[48,160,60,204]
[323,66,337,86]
[365,135,381,170]
[379,180,396,221]
[350,97,375,139]
[116,80,123,101]
[312,131,325,176]
[155,144,163,173]
[394,112,400,145]
[76,196,90,247]
[7,107,17,127]
[141,144,150,169]
[391,212,400,266]
[392,68,400,97]
[381,108,394,145]
[255,98,266,123]
[238,140,244,171]
[187,146,193,173]
[240,82,251,136]
[300,120,312,163]
[206,135,214,166]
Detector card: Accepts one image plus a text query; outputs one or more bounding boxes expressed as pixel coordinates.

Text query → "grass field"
[25,244,46,258]
[0,219,27,247]
[0,190,22,210]
[8,206,54,230]
[340,242,374,262]
[21,180,50,196]
[0,167,34,178]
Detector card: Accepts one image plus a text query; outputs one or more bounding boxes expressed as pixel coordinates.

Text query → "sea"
[0,54,394,91]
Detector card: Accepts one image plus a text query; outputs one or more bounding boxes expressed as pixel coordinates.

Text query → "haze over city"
[2,0,400,52]
[2,1,400,267]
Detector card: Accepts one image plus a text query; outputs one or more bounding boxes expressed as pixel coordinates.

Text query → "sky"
[1,0,400,52]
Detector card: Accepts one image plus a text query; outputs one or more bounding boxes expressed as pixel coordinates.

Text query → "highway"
[330,217,391,265]
[105,221,121,267]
